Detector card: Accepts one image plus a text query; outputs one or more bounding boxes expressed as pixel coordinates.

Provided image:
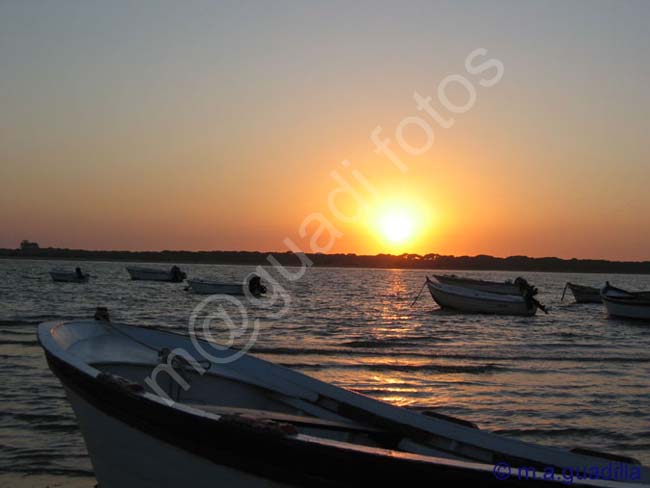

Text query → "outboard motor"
[515,277,548,314]
[248,275,267,296]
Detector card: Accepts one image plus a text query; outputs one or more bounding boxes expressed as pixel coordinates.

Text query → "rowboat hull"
[434,275,522,295]
[427,281,537,316]
[49,372,522,488]
[62,386,287,488]
[126,267,186,283]
[603,299,650,320]
[39,319,645,487]
[50,271,89,283]
[602,284,650,321]
[566,283,603,304]
[186,279,246,295]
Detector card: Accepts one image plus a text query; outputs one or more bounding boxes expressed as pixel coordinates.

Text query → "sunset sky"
[1,1,649,260]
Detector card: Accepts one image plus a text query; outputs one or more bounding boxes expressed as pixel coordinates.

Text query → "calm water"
[1,259,649,486]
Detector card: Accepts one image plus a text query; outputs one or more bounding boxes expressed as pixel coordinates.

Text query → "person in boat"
[75,267,84,279]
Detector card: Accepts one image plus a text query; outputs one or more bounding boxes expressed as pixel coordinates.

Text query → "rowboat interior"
[49,320,443,453]
[40,317,648,486]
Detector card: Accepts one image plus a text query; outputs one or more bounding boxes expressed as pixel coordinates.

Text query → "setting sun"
[379,210,415,244]
[365,196,434,253]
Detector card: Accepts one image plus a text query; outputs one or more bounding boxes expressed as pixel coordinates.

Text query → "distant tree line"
[1,246,649,274]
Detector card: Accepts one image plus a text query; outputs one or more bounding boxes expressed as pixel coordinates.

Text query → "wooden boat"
[426,278,545,316]
[50,268,89,283]
[601,283,650,321]
[38,316,647,487]
[433,275,524,295]
[187,275,266,297]
[126,266,186,283]
[562,283,603,304]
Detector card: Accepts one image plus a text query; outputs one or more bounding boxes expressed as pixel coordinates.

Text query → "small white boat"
[433,275,524,295]
[187,275,266,297]
[426,278,545,316]
[562,283,603,304]
[602,283,650,321]
[126,266,186,283]
[38,316,647,487]
[50,268,89,283]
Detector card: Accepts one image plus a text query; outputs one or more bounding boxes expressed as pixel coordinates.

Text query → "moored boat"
[433,275,525,295]
[50,267,90,283]
[426,278,546,316]
[186,275,266,296]
[562,283,603,304]
[126,266,186,283]
[37,316,648,487]
[601,283,650,321]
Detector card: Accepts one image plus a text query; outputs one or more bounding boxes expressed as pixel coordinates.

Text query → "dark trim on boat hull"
[45,352,564,487]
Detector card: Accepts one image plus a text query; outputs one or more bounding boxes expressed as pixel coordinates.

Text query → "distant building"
[20,240,40,251]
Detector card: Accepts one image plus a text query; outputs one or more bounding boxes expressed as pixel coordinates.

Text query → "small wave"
[28,422,80,434]
[253,346,441,358]
[342,337,453,348]
[4,412,72,423]
[0,320,40,326]
[607,442,650,451]
[0,328,37,336]
[251,346,339,356]
[283,362,501,374]
[1,466,94,477]
[343,340,402,348]
[0,354,31,361]
[252,346,650,365]
[0,338,39,346]
[1,421,81,435]
[445,354,650,364]
[341,340,417,349]
[493,427,625,440]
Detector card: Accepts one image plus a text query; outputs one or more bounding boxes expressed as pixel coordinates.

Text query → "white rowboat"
[186,276,266,297]
[602,283,650,321]
[38,317,647,487]
[433,275,524,295]
[50,269,90,283]
[126,266,186,283]
[426,278,540,316]
[562,283,603,304]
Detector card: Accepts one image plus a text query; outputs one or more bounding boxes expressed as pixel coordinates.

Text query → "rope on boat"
[532,297,549,314]
[410,278,429,307]
[561,282,570,301]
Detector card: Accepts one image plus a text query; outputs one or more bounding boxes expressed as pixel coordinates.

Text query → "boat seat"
[184,403,384,434]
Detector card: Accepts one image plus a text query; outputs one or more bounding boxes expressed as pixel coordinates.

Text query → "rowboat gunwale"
[37,318,647,487]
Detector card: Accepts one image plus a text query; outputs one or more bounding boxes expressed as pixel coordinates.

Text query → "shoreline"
[2,252,649,275]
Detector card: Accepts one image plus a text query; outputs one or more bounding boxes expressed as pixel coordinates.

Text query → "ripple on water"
[0,260,649,483]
